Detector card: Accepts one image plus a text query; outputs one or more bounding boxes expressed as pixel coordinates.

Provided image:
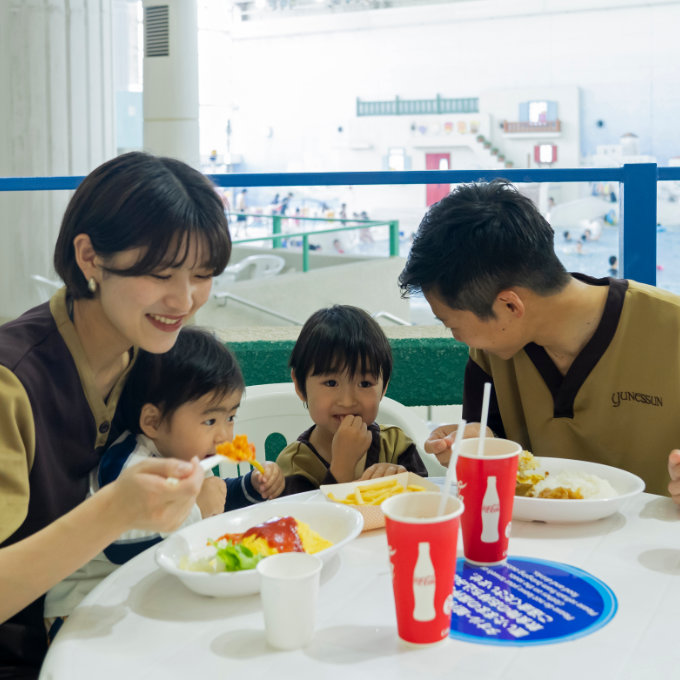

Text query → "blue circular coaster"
[449,556,617,646]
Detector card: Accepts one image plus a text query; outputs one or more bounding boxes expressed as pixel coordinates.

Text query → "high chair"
[218,382,446,478]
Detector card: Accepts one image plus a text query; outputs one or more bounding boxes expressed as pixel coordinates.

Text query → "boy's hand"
[252,462,285,500]
[196,477,227,518]
[360,463,406,480]
[424,422,493,466]
[330,415,372,483]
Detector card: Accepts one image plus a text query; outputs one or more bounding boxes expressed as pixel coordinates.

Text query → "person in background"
[398,179,680,502]
[278,305,427,493]
[43,327,284,632]
[608,255,618,277]
[0,151,231,677]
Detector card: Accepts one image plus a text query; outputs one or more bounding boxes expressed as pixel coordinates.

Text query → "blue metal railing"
[2,164,680,286]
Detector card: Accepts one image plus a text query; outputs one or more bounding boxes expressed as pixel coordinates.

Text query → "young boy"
[278,305,427,494]
[44,327,284,627]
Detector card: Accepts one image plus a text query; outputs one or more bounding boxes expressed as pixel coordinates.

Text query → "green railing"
[356,95,479,116]
[230,213,400,271]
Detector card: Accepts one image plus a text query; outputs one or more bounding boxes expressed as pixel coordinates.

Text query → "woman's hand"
[424,422,493,467]
[252,462,285,500]
[115,457,203,532]
[330,415,372,483]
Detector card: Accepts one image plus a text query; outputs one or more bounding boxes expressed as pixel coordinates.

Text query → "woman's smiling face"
[95,237,214,354]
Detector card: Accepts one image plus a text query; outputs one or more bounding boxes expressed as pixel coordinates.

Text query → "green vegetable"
[209,540,263,572]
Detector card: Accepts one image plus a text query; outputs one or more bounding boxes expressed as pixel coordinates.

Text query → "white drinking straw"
[437,418,466,516]
[476,382,492,458]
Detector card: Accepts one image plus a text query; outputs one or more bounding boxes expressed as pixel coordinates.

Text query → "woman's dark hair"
[120,327,245,432]
[399,179,570,319]
[289,305,392,399]
[54,151,231,298]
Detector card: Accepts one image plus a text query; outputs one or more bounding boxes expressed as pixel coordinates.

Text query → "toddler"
[45,327,283,628]
[278,305,427,494]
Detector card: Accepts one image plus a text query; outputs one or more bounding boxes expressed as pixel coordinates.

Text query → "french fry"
[329,477,425,506]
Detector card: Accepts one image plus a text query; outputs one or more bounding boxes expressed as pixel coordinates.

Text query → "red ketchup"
[217,516,304,553]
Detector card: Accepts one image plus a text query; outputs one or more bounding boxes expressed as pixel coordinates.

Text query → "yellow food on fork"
[328,478,426,506]
[216,435,265,474]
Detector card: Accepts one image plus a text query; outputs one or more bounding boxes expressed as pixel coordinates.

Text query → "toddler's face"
[303,369,385,437]
[152,389,242,461]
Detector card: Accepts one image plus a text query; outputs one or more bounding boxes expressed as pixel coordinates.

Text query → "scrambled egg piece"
[237,520,332,557]
[515,450,547,496]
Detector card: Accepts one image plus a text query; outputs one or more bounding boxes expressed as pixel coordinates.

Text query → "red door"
[426,153,451,206]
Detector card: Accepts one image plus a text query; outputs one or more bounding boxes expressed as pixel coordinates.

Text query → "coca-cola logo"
[482,503,500,513]
[413,575,436,586]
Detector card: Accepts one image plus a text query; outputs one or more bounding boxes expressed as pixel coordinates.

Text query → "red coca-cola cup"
[382,492,464,645]
[455,438,521,565]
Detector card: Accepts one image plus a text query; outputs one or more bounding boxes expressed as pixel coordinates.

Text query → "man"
[398,179,680,502]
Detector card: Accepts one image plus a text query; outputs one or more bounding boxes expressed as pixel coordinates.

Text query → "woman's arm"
[0,456,203,624]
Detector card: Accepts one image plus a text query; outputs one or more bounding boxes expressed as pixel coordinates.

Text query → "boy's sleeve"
[379,426,429,477]
[277,441,336,495]
[224,472,265,510]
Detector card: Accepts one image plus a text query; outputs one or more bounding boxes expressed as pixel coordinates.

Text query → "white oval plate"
[512,457,645,523]
[155,500,363,597]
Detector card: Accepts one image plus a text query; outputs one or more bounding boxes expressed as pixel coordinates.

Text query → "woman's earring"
[88,277,97,294]
[303,401,308,410]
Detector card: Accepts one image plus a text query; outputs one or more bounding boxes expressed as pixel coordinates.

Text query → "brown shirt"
[0,289,134,677]
[463,276,680,497]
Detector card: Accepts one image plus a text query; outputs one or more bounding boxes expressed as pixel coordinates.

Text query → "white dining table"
[40,489,680,680]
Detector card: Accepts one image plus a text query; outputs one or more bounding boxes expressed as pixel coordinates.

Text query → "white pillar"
[142,0,199,167]
[0,0,115,320]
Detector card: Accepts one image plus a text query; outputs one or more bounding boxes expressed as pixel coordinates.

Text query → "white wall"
[198,0,680,180]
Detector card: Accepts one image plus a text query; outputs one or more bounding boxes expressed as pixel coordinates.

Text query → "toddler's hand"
[252,462,285,500]
[197,477,227,518]
[360,463,406,480]
[330,415,372,483]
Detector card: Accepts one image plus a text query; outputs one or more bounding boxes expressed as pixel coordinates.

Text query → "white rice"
[531,471,617,500]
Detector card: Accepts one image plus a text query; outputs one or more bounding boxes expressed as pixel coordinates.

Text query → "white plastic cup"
[257,552,323,650]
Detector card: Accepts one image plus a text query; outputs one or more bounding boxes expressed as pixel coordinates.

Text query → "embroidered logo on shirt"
[611,391,663,407]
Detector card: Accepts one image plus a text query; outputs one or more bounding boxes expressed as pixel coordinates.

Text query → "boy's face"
[146,389,242,461]
[424,288,526,360]
[296,368,386,438]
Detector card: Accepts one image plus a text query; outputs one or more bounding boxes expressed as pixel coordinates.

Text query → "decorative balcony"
[502,120,562,137]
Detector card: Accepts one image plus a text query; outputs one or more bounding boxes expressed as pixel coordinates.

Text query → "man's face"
[424,288,526,359]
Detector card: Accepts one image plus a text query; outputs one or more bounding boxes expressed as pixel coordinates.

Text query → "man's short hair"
[398,179,570,318]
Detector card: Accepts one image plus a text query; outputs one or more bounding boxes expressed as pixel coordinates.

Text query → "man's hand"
[359,463,406,480]
[330,415,372,483]
[424,422,494,467]
[196,477,227,518]
[252,462,285,500]
[668,450,680,505]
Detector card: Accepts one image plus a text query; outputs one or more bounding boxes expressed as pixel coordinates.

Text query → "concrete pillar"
[0,0,115,320]
[142,0,199,167]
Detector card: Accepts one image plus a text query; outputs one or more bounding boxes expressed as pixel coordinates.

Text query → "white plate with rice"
[512,457,645,523]
[156,501,363,597]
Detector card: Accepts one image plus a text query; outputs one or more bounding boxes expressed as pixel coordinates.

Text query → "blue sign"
[449,556,617,646]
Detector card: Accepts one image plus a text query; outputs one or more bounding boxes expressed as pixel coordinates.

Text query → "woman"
[0,152,231,678]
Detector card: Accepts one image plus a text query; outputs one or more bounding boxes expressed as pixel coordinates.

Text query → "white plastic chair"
[31,274,62,303]
[213,255,286,304]
[219,382,445,478]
